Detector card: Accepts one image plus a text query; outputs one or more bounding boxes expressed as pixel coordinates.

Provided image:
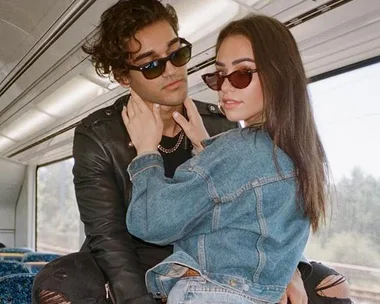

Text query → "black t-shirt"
[159,132,192,178]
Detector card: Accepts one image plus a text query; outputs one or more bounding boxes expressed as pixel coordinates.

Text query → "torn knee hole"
[316,274,351,298]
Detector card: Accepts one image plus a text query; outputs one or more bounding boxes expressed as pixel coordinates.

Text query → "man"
[73,1,235,302]
[34,0,350,303]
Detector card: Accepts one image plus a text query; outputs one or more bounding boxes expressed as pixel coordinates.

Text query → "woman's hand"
[121,90,163,155]
[279,269,308,304]
[172,97,209,153]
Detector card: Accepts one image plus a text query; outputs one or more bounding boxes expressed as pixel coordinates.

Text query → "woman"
[122,14,328,303]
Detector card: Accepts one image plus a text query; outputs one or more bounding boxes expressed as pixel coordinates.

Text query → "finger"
[172,111,190,132]
[288,294,305,304]
[184,97,201,121]
[130,95,141,115]
[121,106,129,125]
[130,89,148,112]
[287,289,307,304]
[153,103,163,129]
[184,96,197,110]
[127,97,135,118]
[302,293,308,304]
[278,293,288,304]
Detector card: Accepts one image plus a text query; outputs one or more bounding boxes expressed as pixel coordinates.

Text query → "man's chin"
[158,91,187,107]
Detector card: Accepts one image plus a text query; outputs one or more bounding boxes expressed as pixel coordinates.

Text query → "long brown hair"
[82,0,179,82]
[216,14,328,232]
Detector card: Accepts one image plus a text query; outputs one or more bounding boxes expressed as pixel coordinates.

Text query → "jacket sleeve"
[126,153,214,246]
[72,124,156,304]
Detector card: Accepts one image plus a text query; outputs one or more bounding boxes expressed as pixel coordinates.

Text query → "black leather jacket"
[72,95,237,304]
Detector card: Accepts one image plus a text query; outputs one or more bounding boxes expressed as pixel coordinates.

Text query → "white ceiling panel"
[0,0,118,114]
[0,0,75,83]
[1,0,380,163]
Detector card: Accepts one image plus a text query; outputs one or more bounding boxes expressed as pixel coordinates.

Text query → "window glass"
[306,62,380,303]
[36,158,81,254]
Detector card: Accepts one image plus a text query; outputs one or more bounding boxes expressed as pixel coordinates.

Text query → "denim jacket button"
[243,284,249,291]
[229,279,237,287]
[156,292,161,296]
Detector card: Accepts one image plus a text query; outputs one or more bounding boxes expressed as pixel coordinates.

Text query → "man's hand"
[121,90,163,155]
[172,97,209,153]
[279,269,308,304]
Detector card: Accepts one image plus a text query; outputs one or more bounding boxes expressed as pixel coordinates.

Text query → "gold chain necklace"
[158,130,184,154]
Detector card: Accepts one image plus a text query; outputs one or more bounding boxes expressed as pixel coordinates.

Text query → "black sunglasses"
[128,38,192,80]
[202,69,258,91]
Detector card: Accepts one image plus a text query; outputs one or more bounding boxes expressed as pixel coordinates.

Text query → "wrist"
[193,140,206,153]
[136,146,158,155]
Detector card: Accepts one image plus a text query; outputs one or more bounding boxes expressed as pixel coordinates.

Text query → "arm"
[127,153,213,245]
[73,125,156,304]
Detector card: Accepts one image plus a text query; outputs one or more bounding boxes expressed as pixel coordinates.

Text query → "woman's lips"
[222,100,242,110]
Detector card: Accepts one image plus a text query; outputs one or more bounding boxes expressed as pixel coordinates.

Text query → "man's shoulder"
[80,97,223,126]
[193,100,239,136]
[80,95,128,128]
[193,99,223,117]
[77,96,237,135]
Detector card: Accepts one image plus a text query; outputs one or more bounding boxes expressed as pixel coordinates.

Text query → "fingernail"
[173,112,179,118]
[154,103,160,108]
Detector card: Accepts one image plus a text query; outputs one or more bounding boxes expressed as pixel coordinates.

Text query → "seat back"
[0,247,34,254]
[0,252,25,261]
[0,273,36,304]
[0,260,30,276]
[22,252,62,263]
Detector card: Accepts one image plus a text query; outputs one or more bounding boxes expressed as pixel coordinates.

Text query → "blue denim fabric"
[127,128,310,303]
[168,277,269,304]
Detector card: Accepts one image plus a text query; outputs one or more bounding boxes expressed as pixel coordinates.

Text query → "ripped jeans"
[304,262,353,304]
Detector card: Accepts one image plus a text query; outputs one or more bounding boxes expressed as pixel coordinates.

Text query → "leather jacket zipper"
[105,282,116,304]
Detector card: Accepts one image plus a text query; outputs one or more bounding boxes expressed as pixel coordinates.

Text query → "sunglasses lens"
[203,70,253,91]
[229,70,252,89]
[202,74,222,91]
[142,60,165,79]
[140,45,191,79]
[171,46,192,67]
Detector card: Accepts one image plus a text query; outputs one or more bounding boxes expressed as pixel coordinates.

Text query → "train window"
[306,61,380,301]
[36,158,81,254]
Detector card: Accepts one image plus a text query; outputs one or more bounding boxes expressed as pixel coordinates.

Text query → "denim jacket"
[127,128,310,303]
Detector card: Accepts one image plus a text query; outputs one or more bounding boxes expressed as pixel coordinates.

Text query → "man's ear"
[118,76,131,87]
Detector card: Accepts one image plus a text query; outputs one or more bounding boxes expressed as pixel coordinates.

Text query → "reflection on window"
[306,62,380,303]
[36,158,81,254]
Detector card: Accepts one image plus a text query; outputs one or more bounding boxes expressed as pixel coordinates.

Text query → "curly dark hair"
[82,0,179,82]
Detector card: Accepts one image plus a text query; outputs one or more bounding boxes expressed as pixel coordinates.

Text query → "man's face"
[125,21,188,106]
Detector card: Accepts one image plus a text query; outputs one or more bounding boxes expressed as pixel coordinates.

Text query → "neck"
[244,112,265,127]
[145,102,183,137]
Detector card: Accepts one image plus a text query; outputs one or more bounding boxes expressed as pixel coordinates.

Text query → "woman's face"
[216,35,264,125]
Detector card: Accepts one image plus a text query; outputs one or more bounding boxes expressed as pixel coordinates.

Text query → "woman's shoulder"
[216,128,273,150]
[203,128,293,172]
[202,128,269,145]
[197,128,273,163]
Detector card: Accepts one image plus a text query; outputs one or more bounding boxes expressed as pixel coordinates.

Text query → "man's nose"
[162,60,177,77]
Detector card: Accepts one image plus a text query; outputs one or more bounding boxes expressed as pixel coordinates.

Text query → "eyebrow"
[133,37,180,63]
[215,58,255,67]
